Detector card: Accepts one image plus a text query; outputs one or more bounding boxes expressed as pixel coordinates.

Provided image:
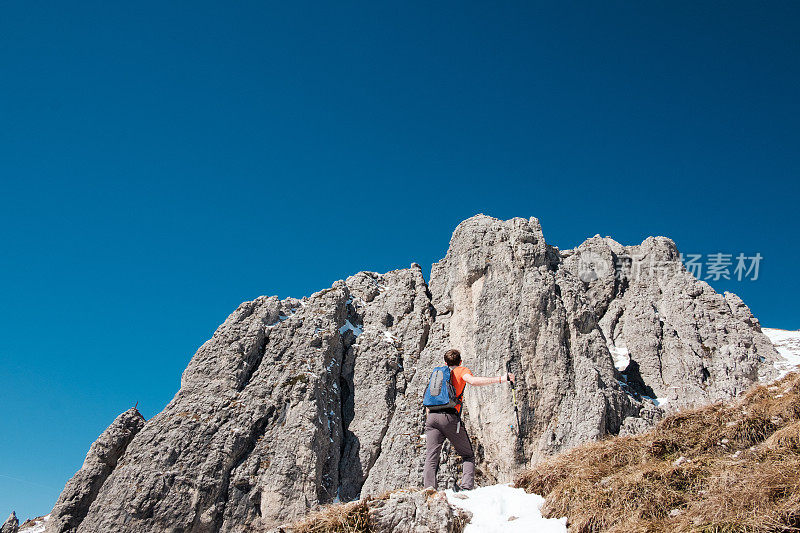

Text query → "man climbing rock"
[422,348,515,491]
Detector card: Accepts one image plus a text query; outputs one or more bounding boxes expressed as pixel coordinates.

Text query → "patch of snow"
[19,514,50,533]
[763,328,800,378]
[444,483,567,533]
[672,456,690,466]
[608,343,630,372]
[605,335,630,372]
[267,307,299,328]
[338,320,363,336]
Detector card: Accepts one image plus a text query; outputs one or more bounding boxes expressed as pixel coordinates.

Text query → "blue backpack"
[423,366,463,411]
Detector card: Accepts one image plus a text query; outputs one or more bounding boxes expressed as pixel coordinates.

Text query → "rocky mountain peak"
[1,512,19,533]
[42,215,778,532]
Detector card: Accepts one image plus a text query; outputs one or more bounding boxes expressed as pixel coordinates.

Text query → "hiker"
[422,348,515,491]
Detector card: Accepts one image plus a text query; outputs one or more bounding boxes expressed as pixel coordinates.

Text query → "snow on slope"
[444,484,567,533]
[18,514,49,533]
[763,328,800,377]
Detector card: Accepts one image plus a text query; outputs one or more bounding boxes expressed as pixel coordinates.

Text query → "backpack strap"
[452,366,465,407]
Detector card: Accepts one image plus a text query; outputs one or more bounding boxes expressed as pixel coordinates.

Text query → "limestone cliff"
[45,215,778,532]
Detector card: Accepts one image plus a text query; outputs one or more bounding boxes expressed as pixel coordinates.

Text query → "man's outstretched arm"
[463,372,515,387]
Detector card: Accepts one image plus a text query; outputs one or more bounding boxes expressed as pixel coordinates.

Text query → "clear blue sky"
[1,0,798,521]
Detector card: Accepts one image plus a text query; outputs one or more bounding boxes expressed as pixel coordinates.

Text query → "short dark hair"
[444,349,461,366]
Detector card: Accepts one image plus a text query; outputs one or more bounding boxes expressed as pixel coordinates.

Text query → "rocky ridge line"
[42,215,778,532]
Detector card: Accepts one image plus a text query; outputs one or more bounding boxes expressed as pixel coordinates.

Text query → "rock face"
[560,234,778,408]
[49,215,779,532]
[367,489,470,533]
[45,408,145,533]
[266,488,469,533]
[1,512,18,533]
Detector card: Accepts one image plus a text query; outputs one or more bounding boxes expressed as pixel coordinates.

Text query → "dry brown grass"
[287,488,449,533]
[515,372,800,533]
[290,498,372,533]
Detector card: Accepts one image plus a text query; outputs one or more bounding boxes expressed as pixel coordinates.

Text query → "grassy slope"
[515,373,800,532]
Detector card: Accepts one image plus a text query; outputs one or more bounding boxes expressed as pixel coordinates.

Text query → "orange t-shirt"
[451,366,472,413]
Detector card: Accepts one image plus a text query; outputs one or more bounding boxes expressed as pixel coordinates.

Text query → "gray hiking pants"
[423,411,475,490]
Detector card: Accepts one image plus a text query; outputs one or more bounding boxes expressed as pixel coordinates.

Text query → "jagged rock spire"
[1,512,19,533]
[45,408,145,533]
